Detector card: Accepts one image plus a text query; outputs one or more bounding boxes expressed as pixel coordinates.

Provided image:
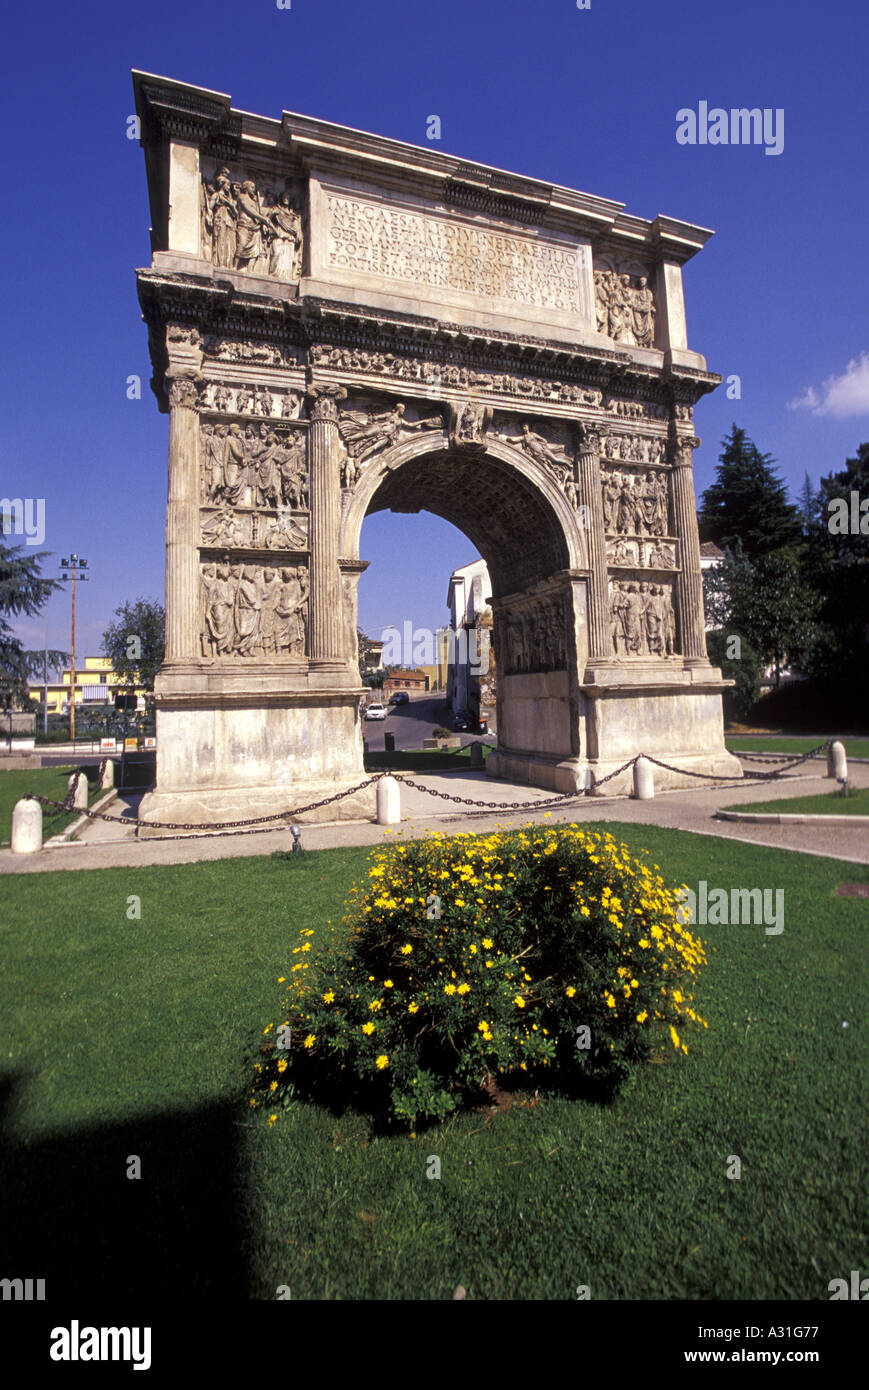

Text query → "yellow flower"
[514,995,526,1008]
[375,1054,389,1070]
[669,1025,681,1050]
[457,983,470,995]
[384,980,394,988]
[605,993,616,1009]
[369,1000,382,1011]
[362,1022,375,1035]
[408,1001,419,1014]
[444,984,456,995]
[277,977,285,983]
[636,1010,648,1023]
[400,944,413,955]
[303,1034,316,1049]
[267,1114,277,1127]
[482,938,493,949]
[322,990,335,1004]
[277,1059,288,1073]
[565,986,576,998]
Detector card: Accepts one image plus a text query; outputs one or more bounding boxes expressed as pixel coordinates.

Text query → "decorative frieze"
[601,433,667,464]
[200,381,302,418]
[606,537,676,569]
[200,506,309,551]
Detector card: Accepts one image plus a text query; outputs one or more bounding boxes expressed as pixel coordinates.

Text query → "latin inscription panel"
[318,187,592,321]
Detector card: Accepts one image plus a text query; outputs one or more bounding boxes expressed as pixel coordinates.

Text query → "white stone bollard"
[633,756,654,800]
[98,758,115,791]
[376,775,401,825]
[12,798,43,853]
[67,769,88,809]
[826,740,847,780]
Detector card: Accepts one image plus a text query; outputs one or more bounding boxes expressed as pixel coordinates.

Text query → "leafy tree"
[102,598,165,693]
[699,425,803,558]
[802,442,869,693]
[703,542,820,686]
[0,525,62,704]
[706,629,764,723]
[797,471,820,534]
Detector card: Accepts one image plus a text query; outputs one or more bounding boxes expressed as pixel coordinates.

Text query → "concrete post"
[12,798,43,853]
[99,758,115,791]
[376,776,401,825]
[469,741,484,770]
[633,756,654,800]
[67,769,88,809]
[827,740,847,780]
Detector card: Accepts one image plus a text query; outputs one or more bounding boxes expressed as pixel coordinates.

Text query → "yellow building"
[28,656,148,715]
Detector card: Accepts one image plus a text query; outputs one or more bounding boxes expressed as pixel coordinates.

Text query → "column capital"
[166,374,201,411]
[576,422,602,457]
[307,383,348,422]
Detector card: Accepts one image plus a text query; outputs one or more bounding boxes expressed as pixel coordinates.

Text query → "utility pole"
[59,555,88,742]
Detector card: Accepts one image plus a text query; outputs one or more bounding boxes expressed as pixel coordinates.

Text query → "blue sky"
[3,0,867,659]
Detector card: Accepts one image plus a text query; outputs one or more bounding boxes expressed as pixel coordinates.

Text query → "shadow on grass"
[252,1041,626,1137]
[0,1072,250,1299]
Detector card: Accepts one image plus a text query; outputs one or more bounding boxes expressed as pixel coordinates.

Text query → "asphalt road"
[362,693,496,751]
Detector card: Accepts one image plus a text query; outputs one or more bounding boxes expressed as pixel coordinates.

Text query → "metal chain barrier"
[25,739,835,839]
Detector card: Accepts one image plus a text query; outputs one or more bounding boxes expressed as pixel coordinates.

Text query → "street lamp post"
[59,555,88,743]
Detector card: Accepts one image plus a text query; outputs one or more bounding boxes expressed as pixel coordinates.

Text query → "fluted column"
[575,424,611,661]
[669,434,708,662]
[165,374,200,661]
[307,385,346,660]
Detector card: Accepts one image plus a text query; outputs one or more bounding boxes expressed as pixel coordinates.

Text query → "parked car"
[388,691,410,706]
[452,712,472,732]
[365,702,388,721]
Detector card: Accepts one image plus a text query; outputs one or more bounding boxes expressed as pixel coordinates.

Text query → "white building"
[446,558,492,715]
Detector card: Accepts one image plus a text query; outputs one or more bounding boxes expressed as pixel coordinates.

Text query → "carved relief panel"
[609,578,677,658]
[200,419,308,510]
[336,398,444,489]
[600,464,670,538]
[199,560,309,660]
[498,592,569,676]
[594,260,657,348]
[200,162,304,281]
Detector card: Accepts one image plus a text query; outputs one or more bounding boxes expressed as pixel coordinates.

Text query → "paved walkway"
[2,757,868,874]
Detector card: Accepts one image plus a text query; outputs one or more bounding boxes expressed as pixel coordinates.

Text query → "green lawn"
[1,827,866,1300]
[721,788,869,816]
[0,764,96,844]
[727,736,869,759]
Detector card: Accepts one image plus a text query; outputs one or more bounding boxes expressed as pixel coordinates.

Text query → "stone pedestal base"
[485,750,588,794]
[139,667,371,837]
[488,666,743,797]
[137,778,376,837]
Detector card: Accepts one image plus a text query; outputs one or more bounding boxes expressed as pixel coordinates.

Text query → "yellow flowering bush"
[252,824,707,1126]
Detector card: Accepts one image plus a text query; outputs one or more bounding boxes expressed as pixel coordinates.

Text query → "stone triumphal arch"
[132,72,741,832]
